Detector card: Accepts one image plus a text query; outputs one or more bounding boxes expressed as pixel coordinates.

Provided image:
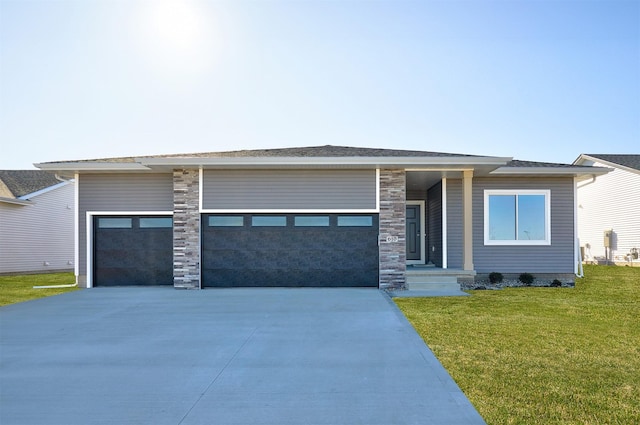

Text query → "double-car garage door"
[94,214,379,287]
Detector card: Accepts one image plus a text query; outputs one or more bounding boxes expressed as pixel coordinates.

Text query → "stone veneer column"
[173,169,201,289]
[378,169,406,290]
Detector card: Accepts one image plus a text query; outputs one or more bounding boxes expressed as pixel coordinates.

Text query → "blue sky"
[1,0,638,169]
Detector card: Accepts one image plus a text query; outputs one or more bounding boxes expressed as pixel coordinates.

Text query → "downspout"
[576,174,597,189]
[34,283,78,289]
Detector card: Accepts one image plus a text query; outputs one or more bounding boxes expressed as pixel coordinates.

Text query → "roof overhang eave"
[491,166,612,181]
[34,162,152,173]
[136,156,513,170]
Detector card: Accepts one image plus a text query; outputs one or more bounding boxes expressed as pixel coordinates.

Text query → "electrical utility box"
[604,230,613,248]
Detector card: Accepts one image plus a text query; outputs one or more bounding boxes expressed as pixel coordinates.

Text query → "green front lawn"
[0,272,79,307]
[396,265,640,425]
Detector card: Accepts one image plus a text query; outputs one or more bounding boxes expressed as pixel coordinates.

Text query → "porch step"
[405,268,476,291]
[407,282,461,291]
[406,272,458,284]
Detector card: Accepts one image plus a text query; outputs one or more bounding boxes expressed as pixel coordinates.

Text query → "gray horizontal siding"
[446,179,463,269]
[202,170,377,210]
[78,173,173,278]
[0,182,74,273]
[472,177,575,273]
[427,182,443,267]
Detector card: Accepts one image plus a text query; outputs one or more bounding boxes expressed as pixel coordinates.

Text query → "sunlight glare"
[137,0,217,79]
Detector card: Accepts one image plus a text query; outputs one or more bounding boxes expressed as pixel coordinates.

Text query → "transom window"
[484,190,550,245]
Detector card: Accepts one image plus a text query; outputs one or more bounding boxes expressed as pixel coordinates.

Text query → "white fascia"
[575,155,639,176]
[491,166,611,179]
[138,156,513,169]
[35,162,151,172]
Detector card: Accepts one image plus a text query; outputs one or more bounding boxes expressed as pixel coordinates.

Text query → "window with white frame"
[484,190,551,245]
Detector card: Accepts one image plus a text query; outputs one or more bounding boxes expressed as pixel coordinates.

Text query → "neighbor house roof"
[574,154,640,173]
[0,170,62,198]
[35,145,609,180]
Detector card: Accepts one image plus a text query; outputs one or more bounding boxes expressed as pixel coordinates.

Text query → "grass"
[396,265,640,425]
[0,272,79,307]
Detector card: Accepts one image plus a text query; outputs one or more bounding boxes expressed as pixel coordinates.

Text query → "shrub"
[489,272,504,284]
[551,279,562,287]
[519,273,535,286]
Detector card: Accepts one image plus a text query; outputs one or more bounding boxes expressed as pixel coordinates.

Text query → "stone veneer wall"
[173,169,201,289]
[378,169,406,290]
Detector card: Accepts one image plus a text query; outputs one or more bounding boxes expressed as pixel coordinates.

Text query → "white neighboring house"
[573,154,640,265]
[0,170,75,274]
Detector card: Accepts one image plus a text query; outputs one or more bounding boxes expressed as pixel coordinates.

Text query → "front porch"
[388,268,475,297]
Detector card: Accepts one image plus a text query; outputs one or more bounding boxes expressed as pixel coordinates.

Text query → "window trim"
[484,189,551,246]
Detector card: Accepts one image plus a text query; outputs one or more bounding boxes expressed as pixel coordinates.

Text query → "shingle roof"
[583,154,640,171]
[41,145,484,164]
[506,159,591,168]
[0,170,62,198]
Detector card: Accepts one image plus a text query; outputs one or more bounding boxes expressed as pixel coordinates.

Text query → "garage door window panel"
[252,216,287,227]
[139,217,173,228]
[337,216,373,227]
[209,216,244,227]
[98,218,133,228]
[294,216,330,227]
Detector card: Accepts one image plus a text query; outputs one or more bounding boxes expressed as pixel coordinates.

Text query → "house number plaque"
[385,235,399,243]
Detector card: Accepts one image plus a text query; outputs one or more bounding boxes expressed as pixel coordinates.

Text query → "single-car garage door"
[202,214,379,287]
[93,216,173,286]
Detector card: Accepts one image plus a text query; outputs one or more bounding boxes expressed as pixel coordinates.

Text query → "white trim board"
[200,209,380,214]
[442,178,447,269]
[483,189,551,246]
[74,174,79,281]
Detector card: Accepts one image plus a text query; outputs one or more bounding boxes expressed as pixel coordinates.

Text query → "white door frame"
[406,200,426,265]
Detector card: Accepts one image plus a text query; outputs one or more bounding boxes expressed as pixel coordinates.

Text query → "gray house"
[36,146,608,289]
[0,170,75,274]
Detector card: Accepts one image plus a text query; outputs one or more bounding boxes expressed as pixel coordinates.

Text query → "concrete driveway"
[0,288,485,425]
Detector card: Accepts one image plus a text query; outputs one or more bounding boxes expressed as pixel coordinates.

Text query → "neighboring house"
[573,154,640,266]
[36,145,608,289]
[0,170,75,274]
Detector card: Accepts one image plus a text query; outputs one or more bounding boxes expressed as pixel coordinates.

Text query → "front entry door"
[406,204,422,262]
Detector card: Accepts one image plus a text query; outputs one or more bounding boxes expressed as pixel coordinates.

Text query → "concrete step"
[407,282,461,291]
[406,273,459,284]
